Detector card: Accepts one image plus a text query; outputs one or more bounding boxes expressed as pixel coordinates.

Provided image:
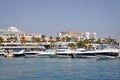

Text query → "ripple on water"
[0,57,120,80]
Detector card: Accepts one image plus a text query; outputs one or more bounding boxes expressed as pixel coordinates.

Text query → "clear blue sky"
[0,0,120,38]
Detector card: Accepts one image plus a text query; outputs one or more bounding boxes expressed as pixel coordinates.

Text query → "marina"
[0,43,120,59]
[0,0,120,80]
[0,27,119,59]
[0,26,120,79]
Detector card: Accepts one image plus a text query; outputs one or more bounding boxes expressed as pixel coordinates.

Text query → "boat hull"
[96,52,119,59]
[13,54,25,57]
[55,53,74,58]
[24,51,56,58]
[73,53,97,58]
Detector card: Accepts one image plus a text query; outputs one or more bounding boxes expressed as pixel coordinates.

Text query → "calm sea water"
[0,57,120,80]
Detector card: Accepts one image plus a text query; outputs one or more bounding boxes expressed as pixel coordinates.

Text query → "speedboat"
[23,50,56,58]
[4,50,25,57]
[95,47,119,59]
[55,48,97,58]
[73,48,97,58]
[73,47,119,59]
[73,50,97,58]
[13,50,25,57]
[55,48,75,58]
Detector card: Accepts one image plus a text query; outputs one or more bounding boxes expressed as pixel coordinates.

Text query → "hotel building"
[0,27,41,42]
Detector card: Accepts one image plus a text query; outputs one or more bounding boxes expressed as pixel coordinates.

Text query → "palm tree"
[0,37,4,43]
[49,36,55,49]
[56,36,60,42]
[21,37,27,44]
[32,36,35,42]
[61,37,65,42]
[7,37,18,42]
[66,36,71,42]
[41,35,46,42]
[34,37,41,42]
[32,37,41,42]
[13,37,18,42]
[6,37,10,42]
[49,36,53,42]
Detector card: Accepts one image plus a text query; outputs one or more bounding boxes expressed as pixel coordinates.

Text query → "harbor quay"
[0,27,120,58]
[0,41,120,59]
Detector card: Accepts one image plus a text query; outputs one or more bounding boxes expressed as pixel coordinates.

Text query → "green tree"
[83,39,89,44]
[68,43,76,49]
[96,38,103,44]
[58,44,62,48]
[66,36,71,42]
[103,37,117,44]
[76,40,87,48]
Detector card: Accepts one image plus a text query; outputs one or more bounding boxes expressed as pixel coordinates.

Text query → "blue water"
[0,57,120,80]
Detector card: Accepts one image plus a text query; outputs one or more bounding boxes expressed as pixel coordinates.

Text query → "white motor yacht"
[23,50,56,58]
[55,48,75,58]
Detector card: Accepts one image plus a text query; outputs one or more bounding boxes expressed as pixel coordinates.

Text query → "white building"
[58,32,71,38]
[0,27,42,42]
[58,30,97,41]
[83,32,97,40]
[84,32,90,39]
[90,32,97,39]
[0,27,24,36]
[20,33,41,41]
[0,27,24,42]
